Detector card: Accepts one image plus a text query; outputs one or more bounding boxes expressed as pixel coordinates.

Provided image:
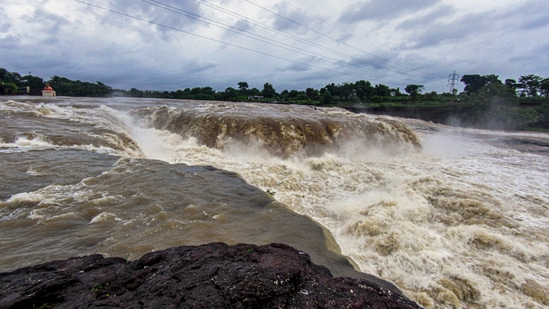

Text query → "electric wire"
[72,0,361,80]
[73,0,423,86]
[243,0,420,78]
[196,0,419,80]
[276,0,420,73]
[142,0,388,77]
[195,0,376,70]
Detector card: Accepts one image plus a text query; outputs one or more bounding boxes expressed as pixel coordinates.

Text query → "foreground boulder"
[0,243,421,308]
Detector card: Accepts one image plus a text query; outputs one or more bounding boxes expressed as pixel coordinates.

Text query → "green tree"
[323,83,337,99]
[129,88,143,97]
[518,74,543,97]
[404,84,424,97]
[479,82,516,99]
[391,87,402,96]
[289,89,299,100]
[540,78,549,98]
[218,87,238,101]
[0,68,22,84]
[470,83,535,130]
[354,80,373,100]
[237,81,248,92]
[47,75,111,97]
[504,79,519,96]
[320,89,332,105]
[373,84,391,97]
[461,74,501,95]
[261,82,277,98]
[484,74,502,85]
[461,74,485,95]
[305,87,318,100]
[339,82,355,101]
[279,89,289,101]
[1,82,18,94]
[248,87,260,96]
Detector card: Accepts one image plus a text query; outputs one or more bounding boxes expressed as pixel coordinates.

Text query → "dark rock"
[0,243,422,308]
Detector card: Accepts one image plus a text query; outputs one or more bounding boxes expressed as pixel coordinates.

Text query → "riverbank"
[343,98,549,132]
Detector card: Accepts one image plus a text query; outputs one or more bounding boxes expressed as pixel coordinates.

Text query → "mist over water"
[1,97,548,308]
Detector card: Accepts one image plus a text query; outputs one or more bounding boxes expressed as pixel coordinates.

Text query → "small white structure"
[42,84,56,97]
[248,95,264,101]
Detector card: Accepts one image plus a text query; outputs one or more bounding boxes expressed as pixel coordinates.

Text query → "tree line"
[1,67,548,130]
[461,74,549,97]
[122,80,418,104]
[0,68,111,97]
[2,67,548,101]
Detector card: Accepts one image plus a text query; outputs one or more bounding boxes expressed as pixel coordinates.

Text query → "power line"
[242,0,420,79]
[278,0,418,73]
[196,0,420,82]
[72,0,423,87]
[196,0,364,66]
[72,0,358,79]
[142,0,387,76]
[278,0,328,26]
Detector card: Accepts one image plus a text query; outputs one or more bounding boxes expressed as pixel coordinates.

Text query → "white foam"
[128,124,548,308]
[90,212,122,224]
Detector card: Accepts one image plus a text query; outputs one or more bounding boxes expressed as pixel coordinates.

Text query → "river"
[1,97,547,308]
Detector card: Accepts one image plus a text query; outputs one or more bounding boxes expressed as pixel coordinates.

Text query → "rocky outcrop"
[0,243,421,308]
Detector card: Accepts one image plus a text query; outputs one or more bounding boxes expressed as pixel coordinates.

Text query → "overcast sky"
[2,0,549,93]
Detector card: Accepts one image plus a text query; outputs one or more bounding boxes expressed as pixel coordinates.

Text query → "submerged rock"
[0,243,421,308]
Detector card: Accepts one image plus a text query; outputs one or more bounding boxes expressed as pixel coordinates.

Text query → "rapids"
[1,97,548,308]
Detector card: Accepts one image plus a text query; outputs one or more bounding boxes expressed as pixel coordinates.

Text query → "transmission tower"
[448,70,459,95]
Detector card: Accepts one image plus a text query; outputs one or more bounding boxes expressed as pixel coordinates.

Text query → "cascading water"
[1,97,547,308]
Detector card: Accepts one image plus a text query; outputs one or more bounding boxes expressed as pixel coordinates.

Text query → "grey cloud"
[396,5,456,30]
[0,35,20,50]
[98,0,203,38]
[233,19,252,32]
[400,12,490,49]
[519,15,549,30]
[338,0,439,23]
[271,3,317,33]
[279,62,311,72]
[3,0,547,95]
[346,54,389,71]
[511,0,549,30]
[402,0,549,50]
[223,19,252,38]
[31,9,71,42]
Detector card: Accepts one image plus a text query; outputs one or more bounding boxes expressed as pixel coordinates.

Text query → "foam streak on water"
[1,97,548,308]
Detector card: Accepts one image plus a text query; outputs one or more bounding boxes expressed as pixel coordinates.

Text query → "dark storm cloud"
[337,0,439,23]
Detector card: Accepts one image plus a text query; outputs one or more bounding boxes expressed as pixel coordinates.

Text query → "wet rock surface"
[0,243,421,308]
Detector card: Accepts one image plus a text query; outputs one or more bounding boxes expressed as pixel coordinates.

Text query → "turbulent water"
[1,97,548,308]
